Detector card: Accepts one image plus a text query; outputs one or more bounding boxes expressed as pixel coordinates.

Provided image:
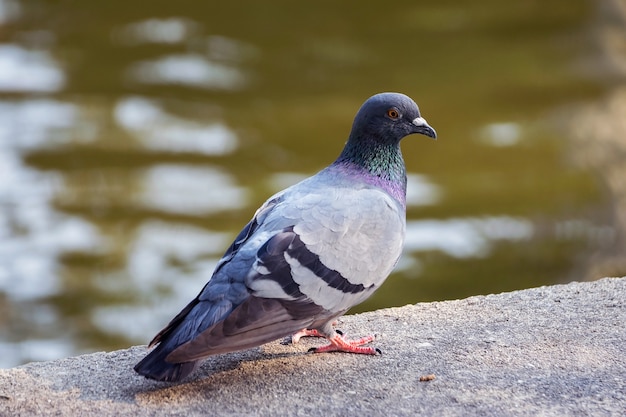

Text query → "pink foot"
[290,320,340,344]
[309,333,380,355]
[291,328,324,344]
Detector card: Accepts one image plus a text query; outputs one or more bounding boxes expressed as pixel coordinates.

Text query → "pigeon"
[134,92,437,382]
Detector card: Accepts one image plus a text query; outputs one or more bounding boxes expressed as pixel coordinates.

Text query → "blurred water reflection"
[404,217,534,259]
[114,97,238,155]
[113,18,199,45]
[139,165,248,215]
[128,54,247,90]
[0,45,64,92]
[0,0,617,367]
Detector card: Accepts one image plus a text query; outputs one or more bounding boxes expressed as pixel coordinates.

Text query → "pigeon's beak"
[412,117,437,140]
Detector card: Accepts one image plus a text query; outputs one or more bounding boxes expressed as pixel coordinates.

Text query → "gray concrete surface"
[1,277,625,416]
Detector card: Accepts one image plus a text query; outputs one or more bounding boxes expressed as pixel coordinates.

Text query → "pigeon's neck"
[332,138,407,206]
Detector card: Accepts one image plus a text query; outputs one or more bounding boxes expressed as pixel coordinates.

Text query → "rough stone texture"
[1,277,624,416]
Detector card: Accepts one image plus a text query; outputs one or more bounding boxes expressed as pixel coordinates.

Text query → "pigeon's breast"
[285,183,406,289]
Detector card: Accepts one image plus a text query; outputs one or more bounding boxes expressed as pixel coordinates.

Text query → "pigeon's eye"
[386,109,400,119]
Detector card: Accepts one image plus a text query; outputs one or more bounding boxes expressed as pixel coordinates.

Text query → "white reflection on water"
[114,18,199,45]
[0,99,78,148]
[128,54,247,90]
[0,45,65,93]
[0,205,103,300]
[480,122,522,147]
[139,164,248,215]
[406,174,441,206]
[115,18,259,63]
[404,216,534,258]
[114,96,238,155]
[0,140,102,300]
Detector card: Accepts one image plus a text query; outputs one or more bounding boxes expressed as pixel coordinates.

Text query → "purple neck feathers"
[328,160,407,207]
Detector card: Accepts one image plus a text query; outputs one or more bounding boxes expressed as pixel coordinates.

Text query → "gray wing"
[135,194,305,380]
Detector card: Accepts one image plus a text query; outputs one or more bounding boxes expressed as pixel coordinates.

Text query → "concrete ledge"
[1,277,625,416]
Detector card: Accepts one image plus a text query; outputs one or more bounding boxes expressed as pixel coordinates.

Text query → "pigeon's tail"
[134,341,200,382]
[134,296,207,382]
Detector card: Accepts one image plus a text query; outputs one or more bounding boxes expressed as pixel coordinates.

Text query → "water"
[0,0,615,367]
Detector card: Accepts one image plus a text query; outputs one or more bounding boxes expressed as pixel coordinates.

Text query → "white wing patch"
[284,252,351,311]
[247,275,296,301]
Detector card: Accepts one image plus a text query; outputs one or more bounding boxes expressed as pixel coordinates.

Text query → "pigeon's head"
[349,92,436,145]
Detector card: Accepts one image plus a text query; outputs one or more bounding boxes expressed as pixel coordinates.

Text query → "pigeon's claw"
[308,333,379,355]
